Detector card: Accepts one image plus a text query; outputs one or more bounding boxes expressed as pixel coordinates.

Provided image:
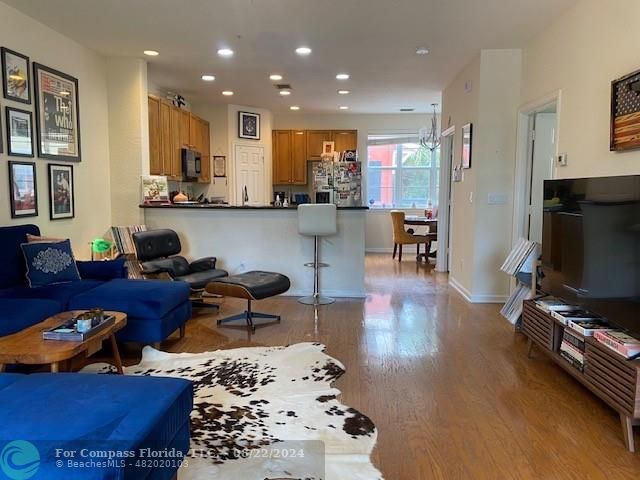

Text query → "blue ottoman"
[0,372,193,479]
[69,279,192,343]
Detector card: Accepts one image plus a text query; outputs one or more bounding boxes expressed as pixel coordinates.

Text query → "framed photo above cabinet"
[238,111,260,140]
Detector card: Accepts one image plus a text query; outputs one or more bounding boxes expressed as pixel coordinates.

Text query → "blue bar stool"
[298,204,337,305]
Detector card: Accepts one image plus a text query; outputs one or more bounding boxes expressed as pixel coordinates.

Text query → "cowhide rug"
[83,342,383,480]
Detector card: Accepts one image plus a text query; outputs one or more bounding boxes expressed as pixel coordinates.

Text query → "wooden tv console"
[521,300,640,452]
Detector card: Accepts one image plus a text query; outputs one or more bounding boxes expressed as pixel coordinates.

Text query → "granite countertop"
[139,203,369,210]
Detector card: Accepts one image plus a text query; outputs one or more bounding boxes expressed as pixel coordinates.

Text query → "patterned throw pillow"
[21,239,81,287]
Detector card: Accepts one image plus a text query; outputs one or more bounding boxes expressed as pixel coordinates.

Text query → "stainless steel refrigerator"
[311,160,362,206]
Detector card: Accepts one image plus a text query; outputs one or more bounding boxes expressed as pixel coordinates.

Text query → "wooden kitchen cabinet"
[291,131,307,184]
[332,130,358,152]
[147,95,211,182]
[179,109,191,149]
[306,130,333,160]
[272,130,293,184]
[148,96,162,175]
[272,130,307,185]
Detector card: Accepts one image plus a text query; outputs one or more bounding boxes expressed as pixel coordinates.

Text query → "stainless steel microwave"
[181,148,201,181]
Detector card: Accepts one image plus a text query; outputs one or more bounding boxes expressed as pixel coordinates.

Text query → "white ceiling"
[4,0,576,113]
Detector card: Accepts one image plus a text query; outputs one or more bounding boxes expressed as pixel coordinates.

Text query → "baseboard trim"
[448,277,507,304]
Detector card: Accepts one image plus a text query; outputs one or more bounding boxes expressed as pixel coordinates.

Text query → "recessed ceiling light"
[143,50,159,56]
[279,90,291,96]
[338,89,350,95]
[221,90,234,96]
[201,75,215,81]
[269,74,283,81]
[217,48,234,57]
[339,106,349,110]
[336,73,350,80]
[290,106,300,111]
[296,46,312,56]
[416,47,430,55]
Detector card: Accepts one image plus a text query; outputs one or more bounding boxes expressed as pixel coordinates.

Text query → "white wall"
[521,0,640,178]
[107,57,149,226]
[273,112,432,252]
[0,2,111,259]
[442,50,522,302]
[191,102,229,199]
[442,56,481,293]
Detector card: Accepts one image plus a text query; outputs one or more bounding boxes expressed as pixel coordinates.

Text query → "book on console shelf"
[559,347,585,372]
[566,318,613,337]
[551,308,604,326]
[562,329,586,352]
[533,296,580,314]
[593,330,640,359]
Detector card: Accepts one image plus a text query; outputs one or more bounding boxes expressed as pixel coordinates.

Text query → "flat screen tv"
[541,175,640,337]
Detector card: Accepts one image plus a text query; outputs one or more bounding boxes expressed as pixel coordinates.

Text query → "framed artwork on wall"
[48,163,74,220]
[213,155,226,177]
[5,107,34,157]
[610,68,640,151]
[1,47,30,104]
[238,111,260,140]
[8,161,38,218]
[34,63,81,162]
[461,123,473,169]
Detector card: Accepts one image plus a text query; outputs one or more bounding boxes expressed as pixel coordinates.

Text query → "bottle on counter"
[274,194,282,207]
[283,197,289,208]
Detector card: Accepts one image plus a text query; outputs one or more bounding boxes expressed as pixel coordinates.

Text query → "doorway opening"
[436,126,455,272]
[513,93,561,246]
[233,144,265,206]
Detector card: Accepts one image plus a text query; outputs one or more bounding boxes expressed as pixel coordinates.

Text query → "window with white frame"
[367,133,440,208]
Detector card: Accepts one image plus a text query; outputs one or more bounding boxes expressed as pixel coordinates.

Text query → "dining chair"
[390,210,433,262]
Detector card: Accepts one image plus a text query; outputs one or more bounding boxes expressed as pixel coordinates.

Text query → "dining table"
[404,216,438,261]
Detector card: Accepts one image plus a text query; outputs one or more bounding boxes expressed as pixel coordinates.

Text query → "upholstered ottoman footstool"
[205,271,290,332]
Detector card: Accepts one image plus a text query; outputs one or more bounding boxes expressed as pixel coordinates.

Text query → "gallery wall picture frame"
[33,62,82,162]
[48,163,75,220]
[8,161,38,219]
[1,47,30,104]
[238,111,260,140]
[213,155,226,177]
[5,107,34,157]
[461,123,473,169]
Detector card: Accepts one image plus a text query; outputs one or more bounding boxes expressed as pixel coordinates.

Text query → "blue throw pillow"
[21,239,82,287]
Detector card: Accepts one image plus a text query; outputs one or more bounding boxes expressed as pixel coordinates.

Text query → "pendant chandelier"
[419,103,441,152]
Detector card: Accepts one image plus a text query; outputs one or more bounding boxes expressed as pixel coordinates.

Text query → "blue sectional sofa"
[0,224,192,344]
[0,372,193,479]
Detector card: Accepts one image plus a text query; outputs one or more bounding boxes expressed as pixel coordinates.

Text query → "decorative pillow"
[26,233,65,243]
[21,240,82,288]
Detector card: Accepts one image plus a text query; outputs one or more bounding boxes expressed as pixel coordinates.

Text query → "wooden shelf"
[522,300,640,452]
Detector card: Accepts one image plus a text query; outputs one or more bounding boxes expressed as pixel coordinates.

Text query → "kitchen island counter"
[141,205,366,298]
[139,204,368,210]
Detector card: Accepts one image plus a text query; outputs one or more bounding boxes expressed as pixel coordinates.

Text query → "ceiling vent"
[276,84,292,90]
[400,108,415,112]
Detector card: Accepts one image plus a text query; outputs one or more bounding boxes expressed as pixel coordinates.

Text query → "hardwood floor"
[152,254,640,479]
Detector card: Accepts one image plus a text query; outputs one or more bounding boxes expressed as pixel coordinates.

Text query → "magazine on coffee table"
[43,315,115,342]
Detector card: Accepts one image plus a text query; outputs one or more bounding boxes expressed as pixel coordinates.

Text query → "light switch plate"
[557,153,568,167]
[488,193,508,205]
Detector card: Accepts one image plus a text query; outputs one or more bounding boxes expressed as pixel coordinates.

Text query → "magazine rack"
[522,300,640,452]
